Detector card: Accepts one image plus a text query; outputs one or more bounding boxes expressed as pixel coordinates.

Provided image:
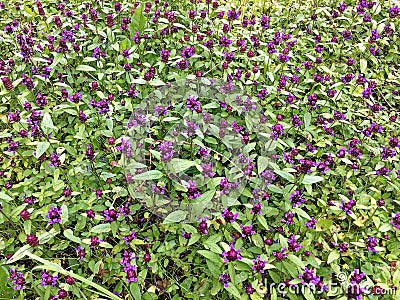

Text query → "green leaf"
[225,283,241,299]
[60,204,68,224]
[303,290,315,300]
[264,207,280,217]
[360,58,367,74]
[257,215,269,230]
[133,170,163,180]
[257,156,270,174]
[169,158,197,173]
[0,266,16,298]
[64,229,81,243]
[38,229,59,244]
[304,112,311,129]
[130,3,146,33]
[26,252,123,300]
[149,79,165,86]
[91,223,111,233]
[6,244,31,264]
[163,210,187,224]
[130,282,142,300]
[302,175,323,185]
[198,250,222,264]
[268,184,283,194]
[378,224,392,232]
[274,170,295,182]
[207,259,222,278]
[327,250,340,264]
[287,254,305,269]
[204,235,222,254]
[0,191,12,201]
[76,65,96,72]
[41,112,58,132]
[293,207,311,220]
[49,53,63,70]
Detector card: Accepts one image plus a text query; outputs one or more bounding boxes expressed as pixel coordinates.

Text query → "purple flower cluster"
[289,190,306,207]
[119,250,138,283]
[158,140,174,162]
[8,268,25,290]
[46,206,62,224]
[40,271,58,287]
[222,243,242,262]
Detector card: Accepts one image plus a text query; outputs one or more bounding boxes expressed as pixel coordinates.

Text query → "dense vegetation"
[0,0,400,299]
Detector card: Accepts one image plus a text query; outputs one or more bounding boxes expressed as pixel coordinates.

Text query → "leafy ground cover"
[0,0,400,299]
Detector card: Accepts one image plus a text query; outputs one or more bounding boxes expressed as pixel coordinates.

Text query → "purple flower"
[346,281,366,300]
[272,248,288,261]
[35,93,48,107]
[337,242,349,253]
[219,36,232,47]
[240,224,255,237]
[46,206,62,224]
[176,60,189,70]
[381,146,396,160]
[271,123,284,140]
[350,269,365,283]
[219,273,231,288]
[340,199,356,215]
[227,9,240,21]
[151,184,165,195]
[305,217,317,229]
[370,45,381,56]
[186,180,201,199]
[391,212,400,229]
[366,236,378,253]
[260,15,270,28]
[201,162,215,178]
[222,209,238,223]
[289,190,306,208]
[197,216,209,235]
[119,202,133,217]
[103,208,119,222]
[8,110,21,123]
[219,177,239,195]
[122,231,137,245]
[252,255,267,273]
[8,268,25,290]
[185,121,199,137]
[186,96,202,112]
[181,45,196,58]
[124,264,138,283]
[127,110,146,127]
[75,246,86,261]
[298,267,319,285]
[197,147,210,158]
[389,5,400,18]
[7,140,19,153]
[119,250,136,267]
[158,141,174,162]
[288,235,303,252]
[40,271,58,287]
[49,153,61,167]
[160,48,170,62]
[116,138,132,158]
[341,30,352,40]
[376,167,391,177]
[290,114,303,127]
[222,243,242,262]
[281,211,295,225]
[250,202,263,214]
